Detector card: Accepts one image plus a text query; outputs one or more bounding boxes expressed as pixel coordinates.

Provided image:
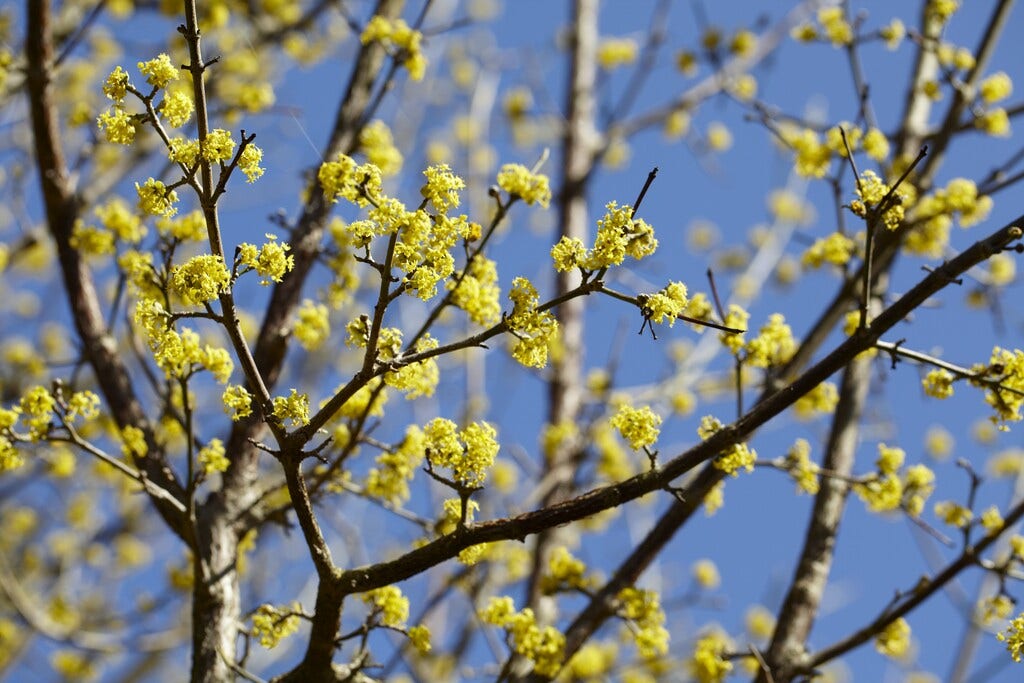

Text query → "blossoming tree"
[2,0,1024,681]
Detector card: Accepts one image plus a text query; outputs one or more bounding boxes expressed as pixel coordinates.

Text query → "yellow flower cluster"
[251,603,301,649]
[272,389,310,427]
[103,65,129,101]
[363,585,409,628]
[421,164,465,213]
[540,546,594,594]
[730,30,758,57]
[802,231,856,269]
[980,505,1004,534]
[688,630,733,683]
[51,651,96,680]
[874,617,911,659]
[64,390,101,422]
[638,281,688,326]
[480,596,565,677]
[783,127,832,178]
[540,419,581,462]
[16,385,54,441]
[221,385,253,420]
[745,313,796,368]
[922,369,955,399]
[792,7,851,46]
[714,442,756,476]
[201,128,235,163]
[360,15,427,81]
[448,256,501,326]
[785,438,820,494]
[97,108,136,145]
[618,587,670,659]
[936,42,975,71]
[934,500,973,528]
[977,594,1014,626]
[137,54,178,89]
[879,18,906,50]
[330,377,388,420]
[69,197,148,257]
[905,177,992,256]
[198,438,228,474]
[998,613,1024,662]
[319,153,383,207]
[597,38,638,69]
[238,144,265,182]
[120,425,148,458]
[159,89,194,128]
[384,335,440,399]
[496,164,552,208]
[365,425,425,504]
[854,444,935,516]
[565,642,616,679]
[609,403,662,451]
[239,235,294,285]
[979,71,1013,104]
[393,209,475,301]
[293,300,330,351]
[407,624,431,653]
[172,254,231,305]
[794,381,839,419]
[976,108,1011,137]
[718,304,749,355]
[851,170,904,230]
[927,0,960,24]
[823,124,889,162]
[359,120,403,176]
[973,347,1024,424]
[135,300,235,382]
[423,417,499,487]
[135,178,179,218]
[698,415,756,476]
[506,277,559,368]
[437,496,479,535]
[817,7,853,46]
[596,201,658,269]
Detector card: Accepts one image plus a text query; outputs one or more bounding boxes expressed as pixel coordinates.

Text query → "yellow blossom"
[692,558,720,589]
[222,385,253,420]
[363,585,409,628]
[159,89,194,127]
[496,164,551,207]
[934,500,972,528]
[998,614,1024,662]
[745,313,796,368]
[922,369,955,399]
[689,630,733,683]
[103,65,129,101]
[880,18,905,50]
[610,403,662,450]
[136,178,179,218]
[980,71,1013,104]
[252,603,301,649]
[875,618,911,659]
[198,438,228,474]
[598,37,638,69]
[97,107,136,145]
[171,254,230,305]
[785,438,819,494]
[137,53,178,88]
[272,389,310,427]
[976,108,1011,137]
